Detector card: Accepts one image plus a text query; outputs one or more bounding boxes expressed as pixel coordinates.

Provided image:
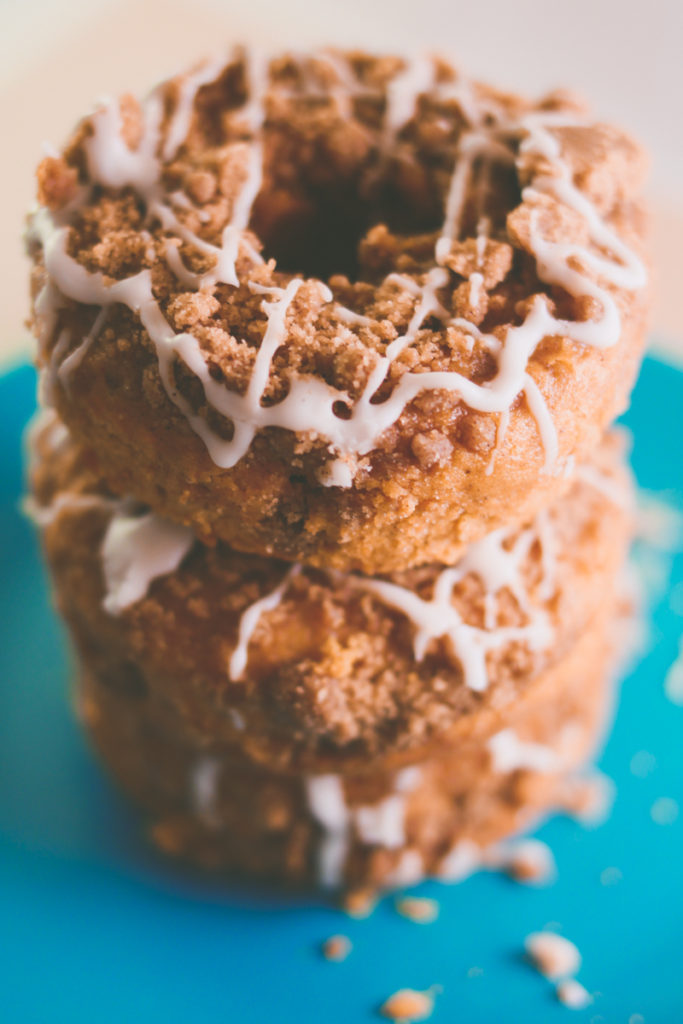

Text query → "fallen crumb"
[395,896,440,924]
[650,797,679,825]
[566,773,615,826]
[380,987,438,1022]
[556,978,592,1010]
[321,934,352,962]
[525,932,581,979]
[466,966,484,979]
[628,1014,645,1024]
[343,886,377,919]
[599,866,622,886]
[500,839,556,886]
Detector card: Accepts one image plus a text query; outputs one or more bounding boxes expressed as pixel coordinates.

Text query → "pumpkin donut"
[29,411,632,775]
[28,49,649,572]
[72,609,618,891]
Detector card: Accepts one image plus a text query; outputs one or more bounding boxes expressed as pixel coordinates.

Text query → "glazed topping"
[33,441,560,694]
[223,513,555,693]
[306,766,421,887]
[29,49,647,483]
[487,727,559,773]
[101,508,194,614]
[29,415,631,701]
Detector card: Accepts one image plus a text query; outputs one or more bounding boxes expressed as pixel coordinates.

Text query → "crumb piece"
[321,934,352,962]
[36,155,79,210]
[628,1014,645,1024]
[556,979,592,1010]
[466,966,484,979]
[343,886,377,919]
[599,866,622,886]
[563,772,615,825]
[629,750,657,778]
[437,838,480,881]
[410,430,453,469]
[380,987,437,1022]
[500,839,556,885]
[395,896,440,924]
[650,797,679,825]
[525,932,581,979]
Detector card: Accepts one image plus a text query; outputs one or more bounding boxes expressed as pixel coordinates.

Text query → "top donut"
[27,48,650,573]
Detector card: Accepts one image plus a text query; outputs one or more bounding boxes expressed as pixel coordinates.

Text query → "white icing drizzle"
[26,412,195,615]
[437,838,481,882]
[383,849,425,889]
[305,774,351,888]
[57,307,109,391]
[30,52,646,482]
[190,753,221,819]
[228,564,301,680]
[24,405,69,463]
[226,509,555,691]
[381,54,434,147]
[24,490,111,528]
[305,766,421,888]
[344,522,553,692]
[576,460,631,509]
[228,707,246,731]
[487,727,559,774]
[101,506,194,614]
[354,794,408,848]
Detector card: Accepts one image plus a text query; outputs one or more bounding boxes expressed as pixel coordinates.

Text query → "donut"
[75,611,617,891]
[29,410,632,774]
[27,49,649,573]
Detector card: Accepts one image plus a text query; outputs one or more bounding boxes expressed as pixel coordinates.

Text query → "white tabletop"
[3,0,681,366]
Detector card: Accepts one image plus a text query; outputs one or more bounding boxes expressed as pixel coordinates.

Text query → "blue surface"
[0,358,681,1023]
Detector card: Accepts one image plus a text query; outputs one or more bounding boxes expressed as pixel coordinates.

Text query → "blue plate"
[1,357,681,1023]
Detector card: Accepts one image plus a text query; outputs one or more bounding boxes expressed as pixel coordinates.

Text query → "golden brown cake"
[27,49,649,573]
[29,412,632,774]
[74,610,618,891]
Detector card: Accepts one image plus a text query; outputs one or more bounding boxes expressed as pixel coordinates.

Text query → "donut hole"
[250,185,379,281]
[249,153,520,283]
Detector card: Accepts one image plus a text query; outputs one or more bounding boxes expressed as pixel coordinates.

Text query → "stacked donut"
[26,49,648,892]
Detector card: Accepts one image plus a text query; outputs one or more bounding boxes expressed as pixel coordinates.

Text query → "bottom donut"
[75,606,620,894]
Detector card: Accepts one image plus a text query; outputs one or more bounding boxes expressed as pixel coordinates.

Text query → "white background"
[2,0,681,363]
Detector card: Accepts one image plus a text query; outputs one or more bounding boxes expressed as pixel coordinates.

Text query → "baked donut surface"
[30,412,632,773]
[28,50,649,572]
[75,612,617,891]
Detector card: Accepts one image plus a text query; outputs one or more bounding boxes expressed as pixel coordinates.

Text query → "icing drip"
[31,52,646,483]
[305,775,351,888]
[26,411,194,616]
[226,511,555,691]
[437,838,481,882]
[24,490,111,528]
[383,849,425,888]
[381,54,434,146]
[228,564,301,680]
[344,522,553,692]
[576,460,631,509]
[305,766,421,888]
[101,506,194,614]
[190,753,221,819]
[487,728,559,773]
[56,307,109,392]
